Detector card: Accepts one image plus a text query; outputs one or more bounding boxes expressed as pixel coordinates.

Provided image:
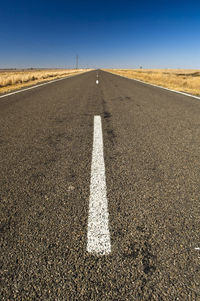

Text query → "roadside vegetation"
[0,69,89,94]
[106,69,200,96]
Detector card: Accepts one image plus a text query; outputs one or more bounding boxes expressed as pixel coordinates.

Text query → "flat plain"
[106,69,200,96]
[0,69,89,94]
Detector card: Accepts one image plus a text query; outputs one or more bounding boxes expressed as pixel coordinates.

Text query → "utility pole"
[76,54,79,69]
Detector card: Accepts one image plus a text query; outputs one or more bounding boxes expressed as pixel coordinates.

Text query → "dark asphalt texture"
[0,70,199,300]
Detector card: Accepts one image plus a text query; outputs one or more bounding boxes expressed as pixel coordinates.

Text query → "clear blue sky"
[1,0,200,69]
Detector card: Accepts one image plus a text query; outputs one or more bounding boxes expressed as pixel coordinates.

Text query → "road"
[0,70,199,300]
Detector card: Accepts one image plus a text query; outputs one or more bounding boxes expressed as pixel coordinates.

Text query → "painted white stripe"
[0,72,88,99]
[96,80,99,84]
[87,115,111,255]
[107,71,200,101]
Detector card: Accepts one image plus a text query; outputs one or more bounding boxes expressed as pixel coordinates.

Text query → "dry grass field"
[0,69,89,94]
[106,69,200,96]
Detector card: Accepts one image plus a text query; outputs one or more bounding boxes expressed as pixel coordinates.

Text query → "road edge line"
[0,71,91,99]
[105,70,200,101]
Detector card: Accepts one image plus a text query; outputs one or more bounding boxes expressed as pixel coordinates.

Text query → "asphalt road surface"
[0,70,199,300]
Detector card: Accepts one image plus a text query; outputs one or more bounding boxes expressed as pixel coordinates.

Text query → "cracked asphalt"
[0,70,199,300]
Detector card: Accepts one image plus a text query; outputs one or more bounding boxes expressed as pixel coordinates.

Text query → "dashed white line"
[87,115,111,255]
[96,79,99,84]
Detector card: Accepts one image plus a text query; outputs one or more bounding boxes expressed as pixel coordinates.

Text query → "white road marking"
[195,247,200,250]
[0,72,88,99]
[87,115,111,255]
[107,71,200,101]
[96,80,99,85]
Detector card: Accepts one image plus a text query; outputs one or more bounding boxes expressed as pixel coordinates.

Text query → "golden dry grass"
[0,69,89,94]
[105,69,200,96]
